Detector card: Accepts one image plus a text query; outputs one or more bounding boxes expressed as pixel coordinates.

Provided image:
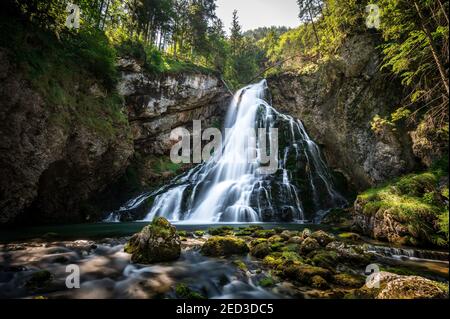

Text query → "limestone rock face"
[268,34,417,190]
[124,217,181,264]
[0,51,229,225]
[0,49,134,224]
[117,60,230,156]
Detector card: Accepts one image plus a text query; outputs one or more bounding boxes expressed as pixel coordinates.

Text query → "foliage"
[358,166,449,247]
[378,0,449,125]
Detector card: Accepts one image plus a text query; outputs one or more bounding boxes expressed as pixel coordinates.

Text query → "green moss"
[177,231,188,237]
[194,231,205,237]
[175,284,207,299]
[125,217,181,264]
[233,260,248,271]
[280,261,331,285]
[250,242,272,259]
[332,273,365,288]
[357,169,448,247]
[338,232,361,241]
[259,276,276,287]
[201,236,249,257]
[311,275,329,290]
[208,226,235,236]
[263,254,284,269]
[254,230,276,238]
[308,250,339,270]
[270,242,285,252]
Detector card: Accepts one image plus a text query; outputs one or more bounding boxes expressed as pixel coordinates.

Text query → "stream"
[0,223,448,299]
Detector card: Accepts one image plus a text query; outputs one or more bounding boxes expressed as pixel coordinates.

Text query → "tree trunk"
[307,6,320,45]
[437,0,449,24]
[414,1,449,95]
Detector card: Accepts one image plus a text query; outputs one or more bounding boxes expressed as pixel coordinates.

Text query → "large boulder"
[124,217,181,264]
[377,276,448,299]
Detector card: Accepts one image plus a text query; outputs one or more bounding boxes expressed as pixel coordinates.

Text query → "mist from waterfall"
[107,80,346,224]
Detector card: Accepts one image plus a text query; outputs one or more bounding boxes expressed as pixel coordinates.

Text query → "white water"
[108,80,346,223]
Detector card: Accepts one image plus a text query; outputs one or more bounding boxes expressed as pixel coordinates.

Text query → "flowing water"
[107,80,346,224]
[1,236,447,299]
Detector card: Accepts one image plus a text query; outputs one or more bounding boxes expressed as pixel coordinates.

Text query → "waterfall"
[106,80,346,224]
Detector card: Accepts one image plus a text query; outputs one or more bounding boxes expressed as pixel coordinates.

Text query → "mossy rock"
[311,230,335,246]
[377,276,448,299]
[125,217,181,264]
[301,228,312,239]
[250,242,272,259]
[194,230,205,237]
[259,276,276,287]
[280,230,297,240]
[236,225,264,236]
[268,235,285,243]
[338,232,362,241]
[263,254,284,269]
[201,236,249,257]
[307,249,340,270]
[281,261,331,285]
[26,270,53,290]
[333,273,365,288]
[249,238,268,247]
[287,236,303,244]
[175,284,207,299]
[233,260,248,271]
[311,275,329,290]
[254,229,276,238]
[299,237,320,255]
[208,226,235,236]
[177,230,188,237]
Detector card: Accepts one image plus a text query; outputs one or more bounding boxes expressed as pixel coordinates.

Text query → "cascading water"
[106,80,346,223]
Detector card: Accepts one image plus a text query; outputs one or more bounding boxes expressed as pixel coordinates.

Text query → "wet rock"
[281,261,331,285]
[311,275,329,290]
[268,235,285,243]
[175,283,206,299]
[287,236,303,244]
[377,276,448,299]
[311,230,335,246]
[308,249,339,270]
[250,242,272,259]
[124,217,181,264]
[201,236,249,257]
[332,273,365,288]
[299,237,320,255]
[280,230,296,240]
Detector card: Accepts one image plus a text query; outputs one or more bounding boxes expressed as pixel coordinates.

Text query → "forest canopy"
[2,0,449,127]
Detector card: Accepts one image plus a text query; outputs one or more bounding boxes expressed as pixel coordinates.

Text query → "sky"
[215,0,300,34]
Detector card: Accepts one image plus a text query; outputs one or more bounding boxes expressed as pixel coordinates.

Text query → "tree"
[230,10,242,55]
[379,0,449,124]
[297,0,323,44]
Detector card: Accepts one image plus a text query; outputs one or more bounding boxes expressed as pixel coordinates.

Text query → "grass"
[357,162,449,247]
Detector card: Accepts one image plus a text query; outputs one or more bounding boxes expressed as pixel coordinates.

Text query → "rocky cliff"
[0,51,229,225]
[269,35,418,191]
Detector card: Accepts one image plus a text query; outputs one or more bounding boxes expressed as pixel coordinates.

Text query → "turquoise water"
[0,222,322,243]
